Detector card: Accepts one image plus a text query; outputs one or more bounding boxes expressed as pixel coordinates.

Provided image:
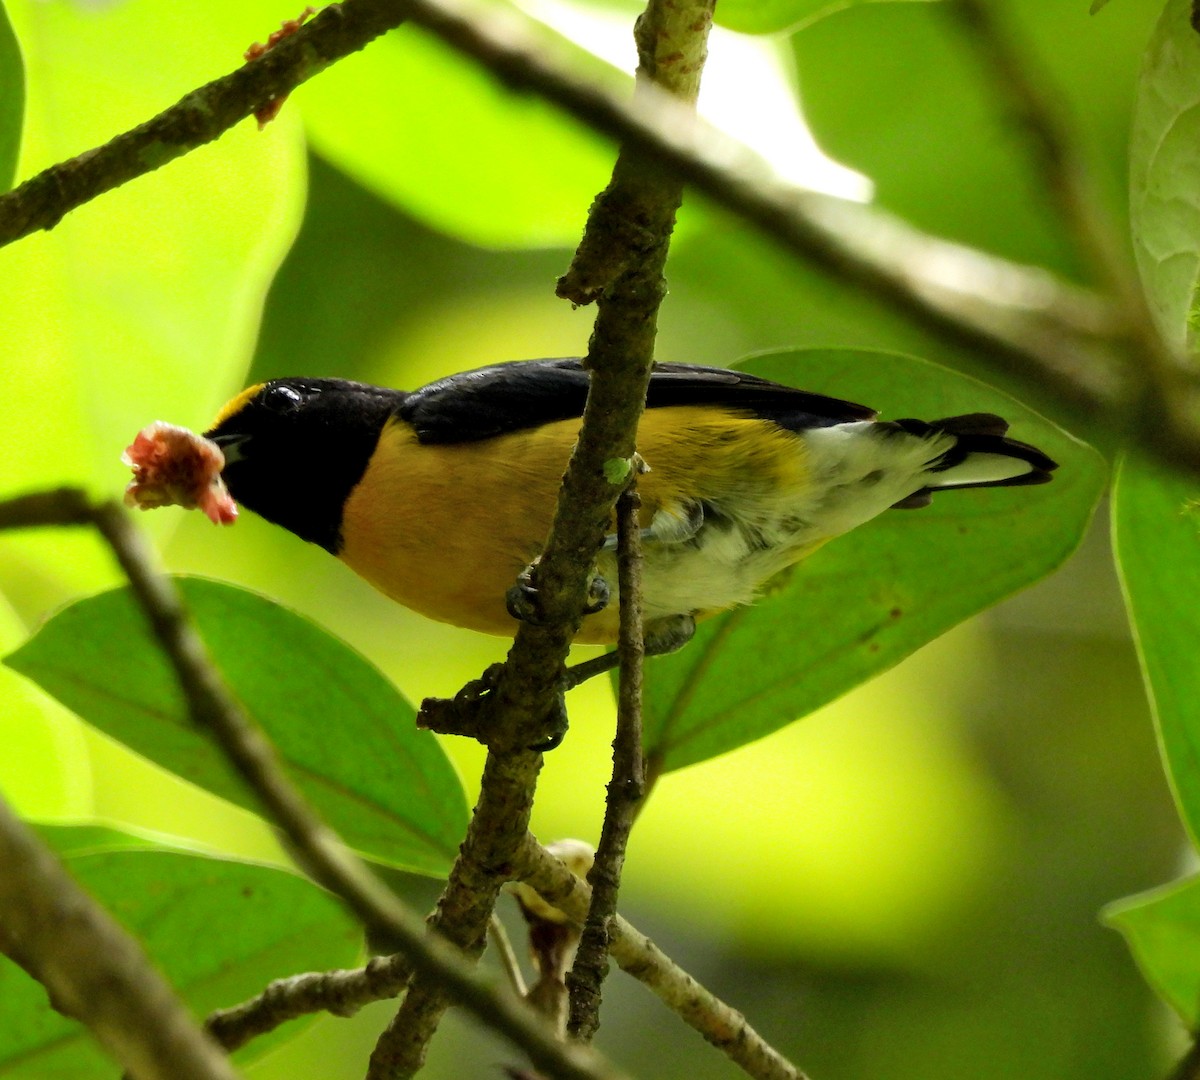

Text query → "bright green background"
[0,1,1191,1079]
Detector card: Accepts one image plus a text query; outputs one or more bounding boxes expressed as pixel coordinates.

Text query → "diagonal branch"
[385,0,1200,470]
[518,837,807,1080]
[0,0,408,247]
[2,0,1193,466]
[0,488,633,1080]
[0,788,240,1080]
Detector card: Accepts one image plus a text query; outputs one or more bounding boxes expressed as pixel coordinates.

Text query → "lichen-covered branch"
[206,956,413,1052]
[373,0,714,1071]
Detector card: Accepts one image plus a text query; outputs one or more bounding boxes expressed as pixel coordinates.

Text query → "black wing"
[397,358,876,445]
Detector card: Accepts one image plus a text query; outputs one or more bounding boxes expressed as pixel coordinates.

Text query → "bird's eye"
[260,384,305,413]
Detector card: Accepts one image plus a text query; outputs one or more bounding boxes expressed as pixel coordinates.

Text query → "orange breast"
[338,406,808,643]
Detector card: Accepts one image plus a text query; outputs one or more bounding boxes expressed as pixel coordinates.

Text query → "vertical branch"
[567,485,647,1040]
[551,0,715,1039]
[366,748,544,1079]
[375,0,713,1072]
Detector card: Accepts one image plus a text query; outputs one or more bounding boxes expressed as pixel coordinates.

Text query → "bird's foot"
[645,613,696,656]
[560,613,698,691]
[506,562,610,624]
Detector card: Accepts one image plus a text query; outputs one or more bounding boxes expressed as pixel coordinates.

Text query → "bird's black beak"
[209,433,250,468]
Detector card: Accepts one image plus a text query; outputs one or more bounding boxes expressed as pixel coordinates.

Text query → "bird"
[202,358,1057,647]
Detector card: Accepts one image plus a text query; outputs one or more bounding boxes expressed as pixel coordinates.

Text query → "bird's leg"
[599,499,704,552]
[559,613,697,691]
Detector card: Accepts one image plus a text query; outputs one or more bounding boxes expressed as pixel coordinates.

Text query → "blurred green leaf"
[1130,0,1200,349]
[301,11,616,249]
[0,2,22,193]
[0,0,305,606]
[0,590,91,819]
[716,0,938,35]
[793,1,1153,278]
[34,821,168,859]
[1113,457,1200,844]
[0,823,360,1076]
[1106,875,1200,1026]
[5,578,468,876]
[641,349,1105,771]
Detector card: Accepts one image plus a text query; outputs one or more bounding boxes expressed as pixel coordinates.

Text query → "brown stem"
[371,0,714,1070]
[0,0,409,249]
[0,792,241,1080]
[205,956,414,1052]
[366,748,544,1079]
[566,485,646,1040]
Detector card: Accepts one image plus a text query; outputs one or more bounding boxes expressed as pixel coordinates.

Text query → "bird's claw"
[506,564,610,623]
[506,564,543,623]
[582,572,610,615]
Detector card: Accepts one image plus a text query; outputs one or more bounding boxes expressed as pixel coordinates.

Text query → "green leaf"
[0,0,305,604]
[33,821,163,859]
[793,1,1152,277]
[1130,0,1200,349]
[0,823,360,1076]
[0,2,23,192]
[716,0,939,36]
[641,349,1105,771]
[300,12,616,249]
[1106,875,1200,1026]
[5,578,468,876]
[1113,457,1200,843]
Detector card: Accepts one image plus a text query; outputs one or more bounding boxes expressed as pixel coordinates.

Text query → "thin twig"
[0,489,633,1080]
[206,956,413,1052]
[567,486,646,1040]
[519,838,807,1080]
[0,0,409,248]
[0,790,241,1080]
[490,914,530,999]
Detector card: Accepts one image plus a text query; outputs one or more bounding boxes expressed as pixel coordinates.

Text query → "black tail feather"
[886,413,1058,507]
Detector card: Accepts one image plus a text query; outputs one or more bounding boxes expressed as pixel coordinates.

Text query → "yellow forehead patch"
[210,383,265,429]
